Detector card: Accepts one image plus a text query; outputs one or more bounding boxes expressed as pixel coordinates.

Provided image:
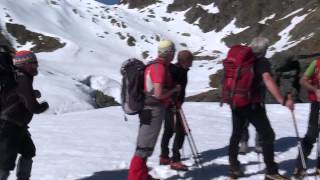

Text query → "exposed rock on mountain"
[6,23,65,53]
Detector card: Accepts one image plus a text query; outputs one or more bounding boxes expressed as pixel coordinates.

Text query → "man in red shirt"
[128,40,181,180]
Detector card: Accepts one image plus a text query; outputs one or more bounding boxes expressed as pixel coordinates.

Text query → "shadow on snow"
[76,136,301,180]
[76,169,128,180]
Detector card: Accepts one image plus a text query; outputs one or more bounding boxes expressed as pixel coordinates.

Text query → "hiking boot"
[292,167,306,179]
[16,157,32,180]
[170,162,188,171]
[316,168,320,176]
[159,156,171,165]
[128,155,149,180]
[239,142,249,154]
[229,166,244,179]
[265,173,289,180]
[255,144,263,153]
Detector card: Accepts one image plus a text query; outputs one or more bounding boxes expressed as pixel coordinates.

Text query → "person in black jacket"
[0,50,49,180]
[159,50,193,171]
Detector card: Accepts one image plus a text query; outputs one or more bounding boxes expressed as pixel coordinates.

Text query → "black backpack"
[0,45,17,119]
[120,58,145,115]
[0,45,16,92]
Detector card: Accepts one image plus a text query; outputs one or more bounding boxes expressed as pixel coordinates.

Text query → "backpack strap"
[314,59,320,86]
[144,60,165,106]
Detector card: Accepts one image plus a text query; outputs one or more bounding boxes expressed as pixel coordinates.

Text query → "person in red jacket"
[0,50,49,180]
[127,40,180,180]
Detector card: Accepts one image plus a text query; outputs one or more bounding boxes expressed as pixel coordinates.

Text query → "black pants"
[160,108,185,162]
[229,103,277,174]
[296,102,320,168]
[0,121,36,170]
[240,120,262,146]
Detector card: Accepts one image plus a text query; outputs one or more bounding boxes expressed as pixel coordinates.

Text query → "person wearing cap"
[0,50,49,180]
[159,50,193,171]
[128,40,181,180]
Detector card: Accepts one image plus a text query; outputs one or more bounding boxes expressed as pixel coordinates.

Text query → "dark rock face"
[185,89,220,102]
[95,90,120,108]
[6,23,65,53]
[121,0,157,9]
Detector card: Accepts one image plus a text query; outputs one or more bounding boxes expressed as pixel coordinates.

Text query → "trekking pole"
[179,108,201,156]
[290,109,308,178]
[178,108,202,168]
[255,134,262,172]
[178,108,211,180]
[181,146,185,160]
[316,135,319,180]
[316,104,320,180]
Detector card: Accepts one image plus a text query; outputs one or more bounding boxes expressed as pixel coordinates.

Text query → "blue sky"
[96,0,119,5]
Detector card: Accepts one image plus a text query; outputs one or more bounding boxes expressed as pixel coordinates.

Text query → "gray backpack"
[120,58,145,115]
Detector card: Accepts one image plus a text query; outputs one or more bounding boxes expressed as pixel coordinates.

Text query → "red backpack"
[307,59,320,102]
[221,45,256,108]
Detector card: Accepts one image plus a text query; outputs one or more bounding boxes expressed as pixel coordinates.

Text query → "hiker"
[159,50,193,171]
[238,122,262,154]
[293,58,320,178]
[0,50,49,180]
[275,56,301,102]
[127,40,181,180]
[223,37,294,180]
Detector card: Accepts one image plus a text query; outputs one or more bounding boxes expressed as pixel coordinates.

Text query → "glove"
[33,90,41,98]
[39,101,49,113]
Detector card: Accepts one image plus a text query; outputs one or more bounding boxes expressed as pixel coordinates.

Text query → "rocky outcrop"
[95,90,120,108]
[185,89,220,102]
[121,0,157,9]
[6,23,65,53]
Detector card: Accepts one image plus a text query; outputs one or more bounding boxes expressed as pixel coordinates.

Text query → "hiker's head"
[249,37,270,58]
[14,50,38,76]
[158,40,176,62]
[178,50,193,69]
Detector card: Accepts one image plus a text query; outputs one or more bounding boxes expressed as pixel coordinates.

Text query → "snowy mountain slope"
[0,0,316,111]
[0,0,276,112]
[6,103,314,180]
[0,1,319,180]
